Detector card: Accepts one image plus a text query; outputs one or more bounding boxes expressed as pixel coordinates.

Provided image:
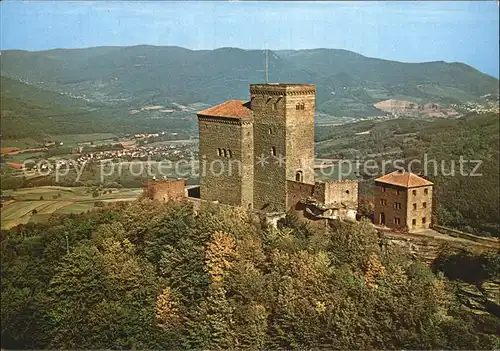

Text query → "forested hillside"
[1,201,499,349]
[0,76,198,139]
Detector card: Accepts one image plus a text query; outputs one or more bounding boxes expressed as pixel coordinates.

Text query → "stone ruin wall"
[143,179,187,203]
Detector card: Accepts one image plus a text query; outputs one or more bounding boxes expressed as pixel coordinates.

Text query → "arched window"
[301,103,305,110]
[295,170,303,182]
[227,150,232,158]
[346,190,350,194]
[223,149,227,157]
[271,146,277,156]
[217,148,222,156]
[296,103,300,110]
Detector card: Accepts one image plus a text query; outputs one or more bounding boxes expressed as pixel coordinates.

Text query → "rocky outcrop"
[374,99,459,118]
[456,281,500,316]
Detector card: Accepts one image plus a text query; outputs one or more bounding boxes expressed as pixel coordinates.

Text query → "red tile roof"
[197,100,252,119]
[375,171,433,188]
[6,162,23,170]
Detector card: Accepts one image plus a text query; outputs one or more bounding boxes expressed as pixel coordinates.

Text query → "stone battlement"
[250,83,316,96]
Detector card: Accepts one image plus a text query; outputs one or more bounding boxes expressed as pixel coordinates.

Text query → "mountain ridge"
[6,45,497,78]
[1,45,498,138]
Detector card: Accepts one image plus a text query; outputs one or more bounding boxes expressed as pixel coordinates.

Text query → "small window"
[412,219,416,226]
[396,189,400,195]
[271,146,277,156]
[296,104,300,110]
[413,203,417,210]
[222,149,227,157]
[227,150,232,158]
[412,190,417,196]
[345,190,350,194]
[268,128,272,135]
[422,202,427,208]
[422,217,427,224]
[424,188,428,195]
[295,171,303,182]
[272,103,277,111]
[380,199,387,206]
[217,148,222,156]
[394,217,401,225]
[301,103,305,110]
[382,187,386,192]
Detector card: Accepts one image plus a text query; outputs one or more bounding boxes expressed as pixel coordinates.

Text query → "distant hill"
[0,76,197,139]
[1,46,498,137]
[0,76,104,138]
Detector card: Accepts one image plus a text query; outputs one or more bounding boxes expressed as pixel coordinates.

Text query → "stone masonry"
[143,179,187,203]
[374,170,433,231]
[197,107,254,208]
[196,83,357,220]
[250,84,316,211]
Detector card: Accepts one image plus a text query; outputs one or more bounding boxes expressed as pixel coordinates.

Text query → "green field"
[5,152,47,162]
[1,186,142,229]
[1,133,119,150]
[1,138,42,149]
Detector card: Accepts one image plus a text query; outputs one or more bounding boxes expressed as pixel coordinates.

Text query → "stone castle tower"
[250,84,315,211]
[197,100,254,208]
[197,83,357,219]
[197,83,315,212]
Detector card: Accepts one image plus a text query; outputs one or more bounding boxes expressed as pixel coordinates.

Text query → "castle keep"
[196,83,358,219]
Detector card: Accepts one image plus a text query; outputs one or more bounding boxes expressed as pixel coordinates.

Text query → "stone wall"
[282,88,316,186]
[143,179,186,202]
[432,225,499,247]
[286,180,358,222]
[250,84,316,212]
[374,182,408,230]
[406,185,433,231]
[251,86,288,212]
[313,180,358,206]
[286,180,315,209]
[198,116,254,207]
[240,122,254,209]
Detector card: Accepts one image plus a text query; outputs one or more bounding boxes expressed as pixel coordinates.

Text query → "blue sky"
[1,1,499,77]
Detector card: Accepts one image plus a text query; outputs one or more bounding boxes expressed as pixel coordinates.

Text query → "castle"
[143,83,436,231]
[195,83,358,220]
